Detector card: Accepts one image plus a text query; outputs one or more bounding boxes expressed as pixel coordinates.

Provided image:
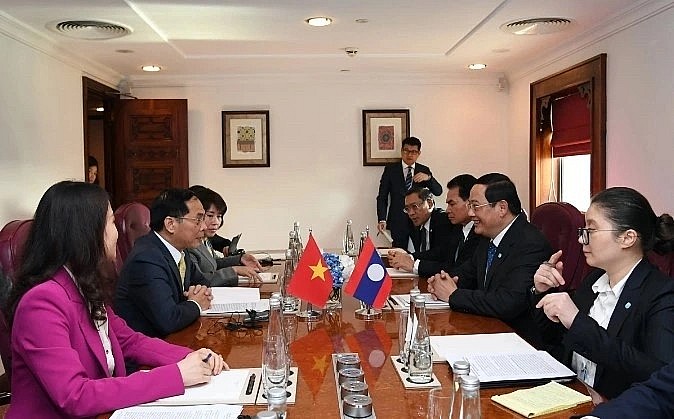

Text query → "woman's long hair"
[6,181,110,326]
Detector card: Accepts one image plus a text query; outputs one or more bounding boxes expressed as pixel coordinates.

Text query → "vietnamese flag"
[287,233,333,308]
[344,237,392,309]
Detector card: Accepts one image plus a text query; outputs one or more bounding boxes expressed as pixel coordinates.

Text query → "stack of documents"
[145,369,251,406]
[201,288,269,315]
[386,267,419,278]
[388,293,448,310]
[111,405,242,419]
[491,381,592,417]
[430,333,576,387]
[237,272,278,284]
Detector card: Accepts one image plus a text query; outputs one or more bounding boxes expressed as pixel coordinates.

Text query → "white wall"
[507,6,674,215]
[0,32,85,223]
[132,78,509,250]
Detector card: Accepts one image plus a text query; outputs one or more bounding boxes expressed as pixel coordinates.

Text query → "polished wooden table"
[156,276,594,418]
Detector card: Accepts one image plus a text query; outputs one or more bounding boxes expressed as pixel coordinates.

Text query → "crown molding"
[128,71,504,89]
[0,10,123,88]
[508,0,674,81]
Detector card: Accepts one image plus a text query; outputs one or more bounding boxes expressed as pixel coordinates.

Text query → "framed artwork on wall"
[362,109,410,166]
[222,110,270,168]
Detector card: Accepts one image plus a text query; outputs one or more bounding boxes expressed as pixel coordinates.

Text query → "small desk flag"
[287,233,333,307]
[344,237,392,309]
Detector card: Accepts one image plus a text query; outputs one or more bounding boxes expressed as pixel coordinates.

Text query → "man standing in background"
[376,136,442,248]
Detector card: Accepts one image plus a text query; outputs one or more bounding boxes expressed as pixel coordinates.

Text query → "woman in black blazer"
[532,187,674,399]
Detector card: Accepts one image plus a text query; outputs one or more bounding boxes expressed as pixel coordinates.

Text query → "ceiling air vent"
[500,18,572,35]
[47,20,132,40]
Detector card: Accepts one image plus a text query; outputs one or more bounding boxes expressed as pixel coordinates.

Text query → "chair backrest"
[530,202,588,292]
[0,220,33,283]
[114,203,150,263]
[646,250,674,277]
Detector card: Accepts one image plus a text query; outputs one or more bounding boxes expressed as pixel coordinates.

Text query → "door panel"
[113,99,188,207]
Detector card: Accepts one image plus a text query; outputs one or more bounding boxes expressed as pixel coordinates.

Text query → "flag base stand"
[355,306,381,320]
[297,302,322,322]
[297,309,322,322]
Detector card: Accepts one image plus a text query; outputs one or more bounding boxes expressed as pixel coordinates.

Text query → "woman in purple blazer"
[5,181,227,419]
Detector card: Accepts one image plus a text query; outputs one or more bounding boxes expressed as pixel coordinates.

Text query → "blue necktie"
[405,166,413,190]
[486,242,497,273]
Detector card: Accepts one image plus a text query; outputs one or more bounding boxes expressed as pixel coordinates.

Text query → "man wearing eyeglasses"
[427,173,553,346]
[115,188,213,339]
[388,187,453,272]
[376,137,443,249]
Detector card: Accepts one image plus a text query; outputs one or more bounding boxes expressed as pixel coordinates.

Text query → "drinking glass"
[427,387,452,419]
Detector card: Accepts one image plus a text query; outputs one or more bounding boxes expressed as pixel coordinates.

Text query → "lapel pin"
[625,302,632,309]
[497,253,502,258]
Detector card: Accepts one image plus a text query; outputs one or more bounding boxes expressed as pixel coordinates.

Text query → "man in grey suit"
[187,186,261,286]
[376,136,442,248]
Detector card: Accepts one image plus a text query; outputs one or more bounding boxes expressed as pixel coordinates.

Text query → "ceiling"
[0,0,649,81]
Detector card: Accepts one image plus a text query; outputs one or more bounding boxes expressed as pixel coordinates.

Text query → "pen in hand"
[202,353,212,364]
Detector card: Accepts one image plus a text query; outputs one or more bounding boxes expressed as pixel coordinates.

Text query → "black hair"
[7,181,109,326]
[405,186,433,201]
[447,174,477,201]
[87,155,98,168]
[476,172,522,215]
[190,186,227,228]
[401,136,422,150]
[591,187,674,254]
[149,188,196,232]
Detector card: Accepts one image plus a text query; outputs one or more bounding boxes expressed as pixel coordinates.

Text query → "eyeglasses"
[205,212,224,222]
[401,148,420,155]
[577,227,622,245]
[466,201,495,211]
[403,200,427,214]
[175,216,205,226]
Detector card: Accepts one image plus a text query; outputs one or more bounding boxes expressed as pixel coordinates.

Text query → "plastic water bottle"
[266,386,287,419]
[402,288,421,369]
[343,220,355,256]
[408,294,432,384]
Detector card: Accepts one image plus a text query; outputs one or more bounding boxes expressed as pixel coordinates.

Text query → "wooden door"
[112,99,188,207]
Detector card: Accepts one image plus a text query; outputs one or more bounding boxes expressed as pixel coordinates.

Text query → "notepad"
[201,287,270,315]
[491,381,592,417]
[237,272,278,284]
[144,369,250,405]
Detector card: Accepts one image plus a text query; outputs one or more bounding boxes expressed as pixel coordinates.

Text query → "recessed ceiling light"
[305,17,333,27]
[142,65,161,72]
[355,18,369,24]
[468,63,487,70]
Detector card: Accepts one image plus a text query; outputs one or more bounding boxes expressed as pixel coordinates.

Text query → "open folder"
[430,333,576,387]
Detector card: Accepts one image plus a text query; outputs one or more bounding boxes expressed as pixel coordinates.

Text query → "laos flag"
[344,237,392,309]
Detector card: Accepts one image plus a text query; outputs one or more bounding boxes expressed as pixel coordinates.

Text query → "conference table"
[104,266,594,418]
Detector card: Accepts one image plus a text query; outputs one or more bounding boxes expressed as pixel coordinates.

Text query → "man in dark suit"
[588,359,674,418]
[427,173,552,345]
[412,174,481,277]
[388,187,453,272]
[115,188,213,338]
[376,136,442,248]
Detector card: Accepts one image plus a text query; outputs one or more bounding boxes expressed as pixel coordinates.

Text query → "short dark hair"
[476,173,522,215]
[401,136,421,150]
[149,188,197,232]
[447,174,477,201]
[8,181,109,326]
[591,187,674,254]
[406,186,433,202]
[190,186,227,228]
[87,155,98,168]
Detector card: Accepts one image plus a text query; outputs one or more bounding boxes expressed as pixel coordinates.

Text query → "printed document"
[111,404,242,419]
[201,288,269,315]
[144,369,250,406]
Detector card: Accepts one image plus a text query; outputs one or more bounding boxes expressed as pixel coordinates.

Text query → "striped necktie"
[405,166,413,190]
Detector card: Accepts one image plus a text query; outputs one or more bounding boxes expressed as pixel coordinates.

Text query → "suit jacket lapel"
[606,260,649,336]
[196,243,217,271]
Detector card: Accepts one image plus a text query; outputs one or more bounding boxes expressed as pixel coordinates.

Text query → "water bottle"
[343,220,355,256]
[266,386,287,419]
[450,361,470,418]
[281,249,298,312]
[408,294,432,384]
[292,223,303,258]
[262,297,288,395]
[293,221,303,250]
[460,375,481,419]
[402,288,421,369]
[358,231,367,256]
